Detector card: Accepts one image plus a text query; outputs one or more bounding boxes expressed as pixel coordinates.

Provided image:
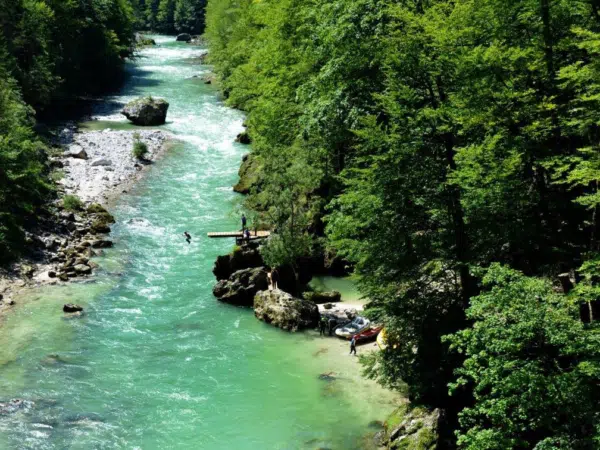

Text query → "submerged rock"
[254,290,319,332]
[213,267,269,307]
[0,399,34,415]
[63,304,83,313]
[121,97,169,126]
[91,239,113,249]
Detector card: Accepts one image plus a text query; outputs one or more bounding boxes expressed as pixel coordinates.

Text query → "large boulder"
[176,33,192,42]
[213,267,269,307]
[254,290,320,332]
[213,243,264,280]
[121,97,169,126]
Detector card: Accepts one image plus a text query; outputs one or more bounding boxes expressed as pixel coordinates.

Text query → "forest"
[131,0,208,34]
[0,0,206,262]
[205,0,600,447]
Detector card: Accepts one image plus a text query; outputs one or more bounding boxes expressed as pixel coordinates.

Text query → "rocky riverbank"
[0,125,173,317]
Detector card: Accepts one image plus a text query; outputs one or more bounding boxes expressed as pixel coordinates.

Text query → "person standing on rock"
[184,231,192,244]
[271,268,279,290]
[350,335,357,355]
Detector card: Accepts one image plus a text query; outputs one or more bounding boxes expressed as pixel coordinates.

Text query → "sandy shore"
[0,125,174,318]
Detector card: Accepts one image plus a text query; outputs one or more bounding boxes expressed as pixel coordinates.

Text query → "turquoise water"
[0,36,398,449]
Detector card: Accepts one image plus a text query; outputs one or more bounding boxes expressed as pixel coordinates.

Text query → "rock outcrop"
[213,267,269,307]
[213,243,264,280]
[379,405,440,450]
[121,97,169,126]
[254,290,319,332]
[233,153,261,195]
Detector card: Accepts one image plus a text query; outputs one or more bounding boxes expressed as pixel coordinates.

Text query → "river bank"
[0,123,173,318]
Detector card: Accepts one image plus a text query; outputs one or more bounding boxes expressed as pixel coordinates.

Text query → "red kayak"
[353,326,382,343]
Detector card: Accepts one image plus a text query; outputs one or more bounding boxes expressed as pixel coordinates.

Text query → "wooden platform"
[207,230,271,238]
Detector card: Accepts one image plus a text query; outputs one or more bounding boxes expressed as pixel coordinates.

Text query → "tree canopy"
[206,0,600,446]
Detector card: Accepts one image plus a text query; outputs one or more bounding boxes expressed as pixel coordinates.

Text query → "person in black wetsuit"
[350,335,357,355]
[241,214,247,230]
[271,268,279,290]
[319,316,327,336]
[184,231,192,244]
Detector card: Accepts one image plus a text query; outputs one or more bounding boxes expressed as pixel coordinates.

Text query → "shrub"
[133,139,148,160]
[63,194,83,211]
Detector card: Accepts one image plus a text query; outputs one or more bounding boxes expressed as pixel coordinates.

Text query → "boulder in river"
[63,304,83,313]
[254,290,320,332]
[213,267,269,307]
[74,264,92,274]
[213,243,264,280]
[176,33,192,42]
[121,97,169,126]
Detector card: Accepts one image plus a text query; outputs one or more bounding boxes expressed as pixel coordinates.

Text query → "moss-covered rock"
[90,211,115,234]
[233,153,262,195]
[383,405,439,450]
[87,203,109,214]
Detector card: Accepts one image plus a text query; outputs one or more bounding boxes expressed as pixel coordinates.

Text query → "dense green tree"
[447,264,600,449]
[0,58,51,261]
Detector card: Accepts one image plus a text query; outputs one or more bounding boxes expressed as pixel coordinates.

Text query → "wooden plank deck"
[207,230,271,238]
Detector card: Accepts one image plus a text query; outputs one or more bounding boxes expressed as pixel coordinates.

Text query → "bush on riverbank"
[133,138,149,160]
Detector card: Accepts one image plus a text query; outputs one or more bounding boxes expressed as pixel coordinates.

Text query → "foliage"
[0,0,136,110]
[133,138,148,160]
[131,0,206,34]
[204,0,600,445]
[62,194,83,212]
[0,62,51,262]
[446,265,600,449]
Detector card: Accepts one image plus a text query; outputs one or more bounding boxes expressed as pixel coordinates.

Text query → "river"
[0,36,399,449]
